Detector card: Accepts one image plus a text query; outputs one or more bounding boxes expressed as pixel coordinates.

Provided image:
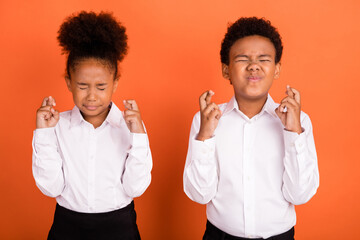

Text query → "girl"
[32,11,152,240]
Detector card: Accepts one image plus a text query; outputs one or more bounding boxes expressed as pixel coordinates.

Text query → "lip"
[83,105,99,111]
[247,76,262,82]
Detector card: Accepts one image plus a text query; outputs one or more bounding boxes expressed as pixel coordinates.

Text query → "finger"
[203,103,219,116]
[123,114,141,124]
[275,107,282,118]
[123,109,140,117]
[41,97,49,107]
[123,99,139,111]
[52,109,60,121]
[209,109,222,120]
[41,96,56,107]
[48,96,56,107]
[290,87,301,105]
[205,90,214,106]
[199,90,214,111]
[38,110,52,120]
[286,85,294,99]
[281,97,299,109]
[279,101,298,113]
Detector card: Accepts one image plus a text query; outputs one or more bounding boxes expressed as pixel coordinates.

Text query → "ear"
[274,62,281,79]
[65,76,72,92]
[112,78,119,94]
[222,63,231,82]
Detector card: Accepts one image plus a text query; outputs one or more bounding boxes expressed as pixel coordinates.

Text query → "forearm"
[282,116,319,205]
[122,133,152,198]
[183,137,218,204]
[32,128,65,197]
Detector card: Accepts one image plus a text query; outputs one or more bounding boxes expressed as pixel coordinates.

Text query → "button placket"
[243,122,257,236]
[87,127,97,210]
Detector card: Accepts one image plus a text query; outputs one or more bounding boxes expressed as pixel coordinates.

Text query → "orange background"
[1,0,359,239]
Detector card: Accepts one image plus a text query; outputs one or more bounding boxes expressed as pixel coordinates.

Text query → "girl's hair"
[57,11,128,79]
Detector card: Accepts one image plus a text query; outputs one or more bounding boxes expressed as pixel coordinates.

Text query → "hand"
[36,96,59,129]
[196,90,222,141]
[275,85,302,134]
[123,99,146,134]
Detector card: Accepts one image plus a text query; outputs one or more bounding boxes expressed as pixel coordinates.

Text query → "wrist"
[196,133,213,141]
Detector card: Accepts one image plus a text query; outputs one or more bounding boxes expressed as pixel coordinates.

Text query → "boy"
[183,17,319,239]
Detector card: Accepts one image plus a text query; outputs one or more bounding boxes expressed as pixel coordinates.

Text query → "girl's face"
[65,58,118,128]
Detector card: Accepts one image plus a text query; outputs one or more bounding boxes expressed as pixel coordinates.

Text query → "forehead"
[230,35,276,57]
[70,58,115,82]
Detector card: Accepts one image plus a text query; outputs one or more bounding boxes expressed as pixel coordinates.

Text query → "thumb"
[53,109,60,121]
[275,107,282,119]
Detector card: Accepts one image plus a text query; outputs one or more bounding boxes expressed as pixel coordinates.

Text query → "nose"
[247,61,260,71]
[86,89,97,101]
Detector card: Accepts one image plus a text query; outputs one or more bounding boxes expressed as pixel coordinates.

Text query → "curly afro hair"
[57,11,128,78]
[220,17,283,65]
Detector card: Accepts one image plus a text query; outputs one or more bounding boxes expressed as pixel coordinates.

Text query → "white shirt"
[32,103,152,213]
[183,95,319,239]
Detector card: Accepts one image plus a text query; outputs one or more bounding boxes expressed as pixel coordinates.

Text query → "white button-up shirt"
[183,95,319,238]
[32,103,152,213]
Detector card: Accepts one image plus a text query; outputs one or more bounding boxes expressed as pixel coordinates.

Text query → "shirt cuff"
[191,136,216,164]
[283,128,307,154]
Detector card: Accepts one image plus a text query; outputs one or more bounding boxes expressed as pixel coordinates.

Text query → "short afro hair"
[220,17,283,65]
[57,11,128,78]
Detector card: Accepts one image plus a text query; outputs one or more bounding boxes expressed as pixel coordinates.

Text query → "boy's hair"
[220,17,283,65]
[57,11,128,79]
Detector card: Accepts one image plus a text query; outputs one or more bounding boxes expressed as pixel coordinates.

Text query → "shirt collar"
[104,102,123,128]
[222,94,279,119]
[70,102,123,128]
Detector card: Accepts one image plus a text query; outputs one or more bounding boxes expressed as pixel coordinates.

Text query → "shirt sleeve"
[122,127,153,198]
[32,127,65,198]
[183,113,218,204]
[282,112,320,205]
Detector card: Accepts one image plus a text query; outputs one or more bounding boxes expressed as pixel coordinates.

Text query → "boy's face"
[222,35,281,103]
[65,58,118,125]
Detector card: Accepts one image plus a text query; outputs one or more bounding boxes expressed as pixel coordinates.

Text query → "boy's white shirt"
[32,102,152,213]
[183,94,319,238]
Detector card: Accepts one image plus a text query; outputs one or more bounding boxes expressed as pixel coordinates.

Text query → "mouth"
[83,105,99,111]
[247,76,262,82]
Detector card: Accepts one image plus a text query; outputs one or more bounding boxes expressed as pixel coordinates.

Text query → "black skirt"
[48,201,141,240]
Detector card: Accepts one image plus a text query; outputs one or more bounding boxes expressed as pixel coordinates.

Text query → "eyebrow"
[76,82,108,86]
[258,54,272,58]
[234,54,273,59]
[234,54,249,59]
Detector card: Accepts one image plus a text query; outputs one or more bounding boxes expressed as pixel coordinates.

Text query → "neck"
[82,109,109,129]
[235,95,268,119]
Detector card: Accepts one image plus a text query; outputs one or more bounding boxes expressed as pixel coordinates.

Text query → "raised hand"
[36,96,60,129]
[123,99,146,134]
[196,90,222,141]
[275,85,302,134]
